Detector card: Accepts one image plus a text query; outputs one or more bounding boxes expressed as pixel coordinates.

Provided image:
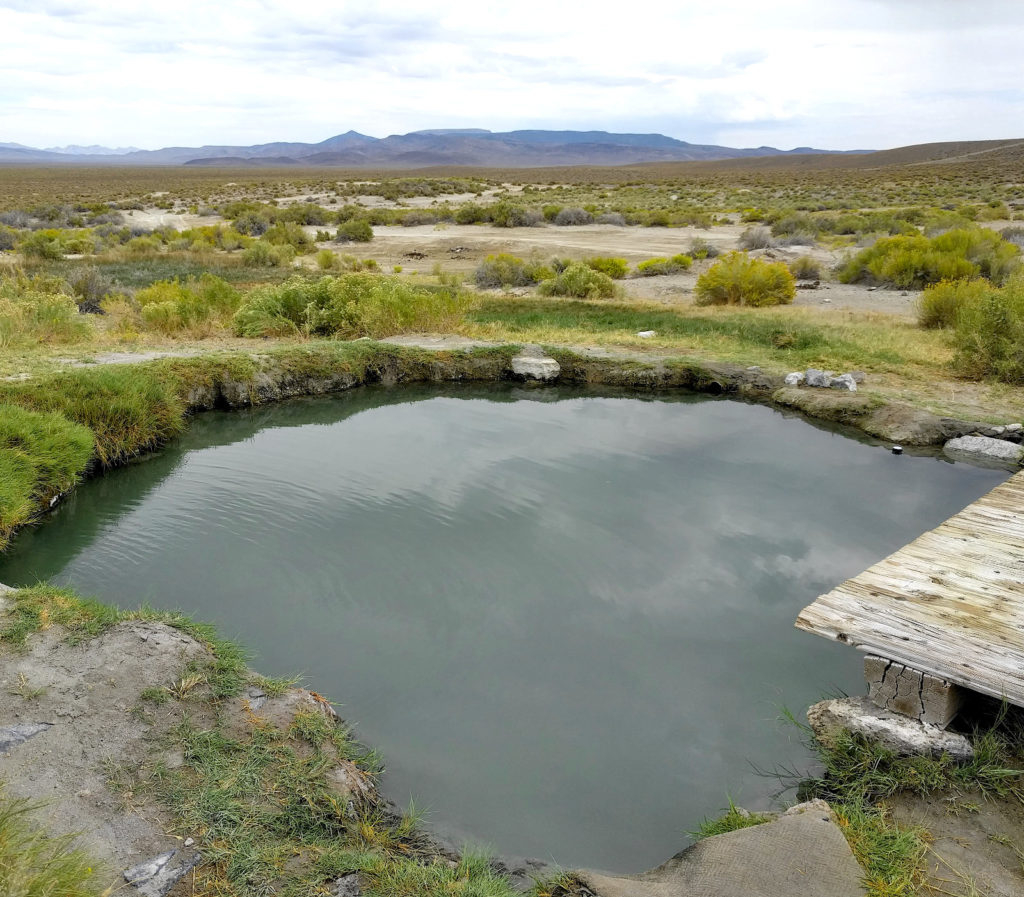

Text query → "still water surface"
[0,385,1007,871]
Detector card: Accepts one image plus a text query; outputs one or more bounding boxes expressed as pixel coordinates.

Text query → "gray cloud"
[1,0,1023,149]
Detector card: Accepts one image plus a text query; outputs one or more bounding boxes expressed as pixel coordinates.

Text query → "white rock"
[944,435,1024,467]
[511,354,560,381]
[807,697,973,761]
[636,330,656,338]
[784,372,805,386]
[805,369,833,388]
[830,373,857,392]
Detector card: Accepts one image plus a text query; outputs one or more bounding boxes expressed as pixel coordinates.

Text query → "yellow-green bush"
[133,274,241,335]
[953,272,1024,382]
[694,252,795,307]
[241,241,295,267]
[335,218,374,243]
[474,254,552,288]
[585,257,629,279]
[233,274,473,339]
[0,271,91,346]
[636,254,692,276]
[917,279,990,329]
[839,228,1020,288]
[537,263,619,299]
[789,256,823,280]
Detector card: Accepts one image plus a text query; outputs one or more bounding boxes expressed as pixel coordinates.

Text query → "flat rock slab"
[123,849,201,897]
[944,435,1023,468]
[577,801,865,897]
[511,350,561,381]
[808,697,973,761]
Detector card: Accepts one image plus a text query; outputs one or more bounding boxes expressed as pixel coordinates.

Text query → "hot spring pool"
[0,384,1006,870]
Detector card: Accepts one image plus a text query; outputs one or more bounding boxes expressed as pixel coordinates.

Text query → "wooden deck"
[796,470,1024,707]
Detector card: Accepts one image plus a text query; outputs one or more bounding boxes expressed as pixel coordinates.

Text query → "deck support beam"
[864,655,966,728]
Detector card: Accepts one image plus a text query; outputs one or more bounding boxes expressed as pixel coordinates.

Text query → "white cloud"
[1,0,1022,149]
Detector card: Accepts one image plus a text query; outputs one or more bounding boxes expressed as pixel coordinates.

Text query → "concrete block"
[865,655,965,728]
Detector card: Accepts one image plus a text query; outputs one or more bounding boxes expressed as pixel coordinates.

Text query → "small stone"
[746,365,761,372]
[245,687,267,712]
[333,873,362,897]
[1005,423,1022,433]
[891,445,903,455]
[805,368,833,388]
[807,697,973,761]
[848,371,867,383]
[784,371,805,386]
[829,373,857,391]
[123,851,201,897]
[636,330,656,338]
[184,838,194,847]
[0,722,53,755]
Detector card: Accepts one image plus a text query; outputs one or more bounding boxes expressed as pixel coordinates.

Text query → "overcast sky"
[2,0,1022,151]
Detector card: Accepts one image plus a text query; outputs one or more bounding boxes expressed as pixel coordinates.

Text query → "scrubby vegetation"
[583,256,629,279]
[952,272,1024,383]
[695,252,795,307]
[537,262,619,299]
[234,274,473,338]
[636,254,692,276]
[0,270,92,346]
[839,227,1020,288]
[474,253,552,288]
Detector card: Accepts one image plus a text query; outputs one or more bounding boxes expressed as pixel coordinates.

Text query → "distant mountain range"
[0,129,870,167]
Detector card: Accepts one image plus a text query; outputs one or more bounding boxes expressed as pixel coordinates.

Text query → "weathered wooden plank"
[796,469,1024,707]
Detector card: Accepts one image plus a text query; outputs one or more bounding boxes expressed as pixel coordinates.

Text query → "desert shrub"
[636,254,693,276]
[595,211,627,226]
[455,203,486,224]
[18,230,64,260]
[233,211,271,236]
[538,263,619,299]
[399,210,439,227]
[233,274,473,339]
[688,238,719,259]
[694,252,795,307]
[0,226,17,251]
[133,274,240,335]
[241,241,294,267]
[123,235,163,256]
[789,256,823,280]
[0,271,90,346]
[771,211,816,236]
[838,228,1020,288]
[488,201,540,228]
[474,254,552,288]
[279,202,330,226]
[263,221,314,253]
[66,266,116,313]
[584,256,629,279]
[554,207,593,226]
[316,249,337,270]
[953,273,1024,381]
[542,204,563,222]
[917,279,989,329]
[335,218,373,243]
[738,226,774,250]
